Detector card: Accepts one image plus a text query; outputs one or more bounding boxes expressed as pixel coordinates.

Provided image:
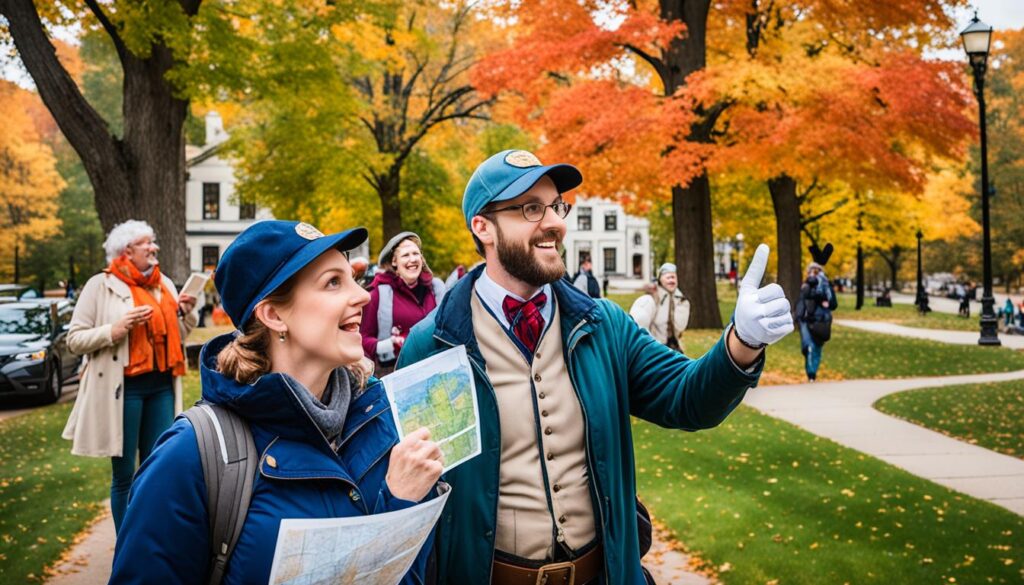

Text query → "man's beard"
[494,224,566,288]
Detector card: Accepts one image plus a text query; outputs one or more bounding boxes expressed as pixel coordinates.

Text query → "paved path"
[45,502,114,585]
[0,384,78,422]
[744,369,1024,516]
[890,291,1024,316]
[835,319,1024,349]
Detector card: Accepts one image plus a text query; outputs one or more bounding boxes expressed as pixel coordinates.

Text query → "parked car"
[0,300,80,404]
[0,284,42,301]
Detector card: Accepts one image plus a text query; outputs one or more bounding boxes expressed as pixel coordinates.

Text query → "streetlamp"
[915,229,930,314]
[961,13,1000,346]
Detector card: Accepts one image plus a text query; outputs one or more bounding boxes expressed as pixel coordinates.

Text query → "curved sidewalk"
[835,318,1024,349]
[744,369,1024,515]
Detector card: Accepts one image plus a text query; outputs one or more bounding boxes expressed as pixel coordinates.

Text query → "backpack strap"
[431,277,446,305]
[181,403,257,585]
[376,284,395,362]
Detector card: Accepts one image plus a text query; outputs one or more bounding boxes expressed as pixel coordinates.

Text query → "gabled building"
[562,197,651,282]
[185,112,368,274]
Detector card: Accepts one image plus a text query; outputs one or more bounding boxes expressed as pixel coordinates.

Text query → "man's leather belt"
[491,543,603,585]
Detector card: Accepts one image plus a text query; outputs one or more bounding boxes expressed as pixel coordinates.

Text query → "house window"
[201,246,220,272]
[238,197,257,220]
[577,247,591,270]
[577,207,592,231]
[202,183,220,220]
[603,247,617,274]
[633,232,642,247]
[604,211,618,232]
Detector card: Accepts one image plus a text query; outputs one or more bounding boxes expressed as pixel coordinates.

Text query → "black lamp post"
[915,229,930,314]
[961,14,1000,346]
[856,211,864,311]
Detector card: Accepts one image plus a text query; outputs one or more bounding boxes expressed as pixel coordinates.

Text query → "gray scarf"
[287,368,353,446]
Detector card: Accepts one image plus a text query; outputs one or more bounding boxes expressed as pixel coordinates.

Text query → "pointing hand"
[733,244,794,347]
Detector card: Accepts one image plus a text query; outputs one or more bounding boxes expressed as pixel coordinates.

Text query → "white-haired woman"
[62,220,197,532]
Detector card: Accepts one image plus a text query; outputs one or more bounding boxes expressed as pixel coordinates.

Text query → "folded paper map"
[382,345,481,472]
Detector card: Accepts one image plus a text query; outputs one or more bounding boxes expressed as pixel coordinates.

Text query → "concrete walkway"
[890,291,1023,316]
[45,502,114,585]
[835,319,1024,349]
[744,369,1024,516]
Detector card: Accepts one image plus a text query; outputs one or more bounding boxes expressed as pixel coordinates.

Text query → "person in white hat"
[629,262,691,351]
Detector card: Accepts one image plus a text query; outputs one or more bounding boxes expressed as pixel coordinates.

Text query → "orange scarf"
[108,257,185,377]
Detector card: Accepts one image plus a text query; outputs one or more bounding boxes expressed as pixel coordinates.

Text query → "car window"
[0,306,50,335]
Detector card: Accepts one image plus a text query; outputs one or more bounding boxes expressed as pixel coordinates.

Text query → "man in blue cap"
[398,150,794,584]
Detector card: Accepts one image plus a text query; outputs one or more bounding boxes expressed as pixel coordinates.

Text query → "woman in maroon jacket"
[360,231,447,374]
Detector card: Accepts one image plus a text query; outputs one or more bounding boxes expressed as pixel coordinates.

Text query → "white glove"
[734,244,794,347]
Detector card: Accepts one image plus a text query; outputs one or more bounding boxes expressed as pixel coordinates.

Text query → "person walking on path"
[629,262,691,352]
[359,232,446,375]
[61,220,197,533]
[108,221,443,584]
[572,256,601,298]
[796,262,836,382]
[1003,298,1014,327]
[397,149,794,585]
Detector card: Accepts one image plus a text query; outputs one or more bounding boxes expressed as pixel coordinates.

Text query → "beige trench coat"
[628,286,691,346]
[61,272,196,457]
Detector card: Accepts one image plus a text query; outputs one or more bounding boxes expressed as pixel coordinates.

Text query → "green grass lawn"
[0,373,201,583]
[635,407,1024,584]
[874,381,1024,460]
[834,294,980,332]
[608,293,1024,385]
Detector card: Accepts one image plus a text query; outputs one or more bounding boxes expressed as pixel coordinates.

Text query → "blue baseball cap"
[462,150,583,227]
[214,220,368,328]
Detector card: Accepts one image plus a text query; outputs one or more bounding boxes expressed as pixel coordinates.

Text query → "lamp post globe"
[961,13,1000,346]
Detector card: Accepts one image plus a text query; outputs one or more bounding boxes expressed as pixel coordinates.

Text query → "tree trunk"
[660,0,722,329]
[768,174,802,307]
[879,246,902,291]
[119,49,189,282]
[377,168,404,245]
[672,177,720,327]
[1,0,196,282]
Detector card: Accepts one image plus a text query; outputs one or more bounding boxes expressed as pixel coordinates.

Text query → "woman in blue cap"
[109,221,443,584]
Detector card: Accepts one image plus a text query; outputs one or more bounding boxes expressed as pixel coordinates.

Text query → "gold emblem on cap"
[504,150,542,168]
[294,222,324,240]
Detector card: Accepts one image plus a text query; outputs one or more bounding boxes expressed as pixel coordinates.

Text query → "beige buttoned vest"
[471,293,596,560]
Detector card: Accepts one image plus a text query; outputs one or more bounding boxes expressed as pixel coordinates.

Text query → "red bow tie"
[502,292,547,354]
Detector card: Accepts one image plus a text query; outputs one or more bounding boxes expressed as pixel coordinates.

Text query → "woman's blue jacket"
[109,334,431,585]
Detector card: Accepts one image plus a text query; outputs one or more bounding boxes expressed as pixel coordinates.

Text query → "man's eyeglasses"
[484,201,572,223]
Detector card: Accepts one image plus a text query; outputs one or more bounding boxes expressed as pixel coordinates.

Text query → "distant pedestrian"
[445,264,467,289]
[350,255,370,287]
[1018,301,1024,328]
[957,283,970,318]
[62,220,197,532]
[572,256,601,298]
[629,262,691,351]
[360,231,446,375]
[796,262,836,382]
[1003,298,1014,327]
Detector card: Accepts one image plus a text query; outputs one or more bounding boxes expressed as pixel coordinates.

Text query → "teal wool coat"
[397,266,764,584]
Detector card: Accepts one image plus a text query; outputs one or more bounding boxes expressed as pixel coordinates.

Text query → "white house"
[562,197,651,282]
[185,112,368,274]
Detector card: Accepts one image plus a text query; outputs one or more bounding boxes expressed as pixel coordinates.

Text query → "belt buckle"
[535,560,575,585]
